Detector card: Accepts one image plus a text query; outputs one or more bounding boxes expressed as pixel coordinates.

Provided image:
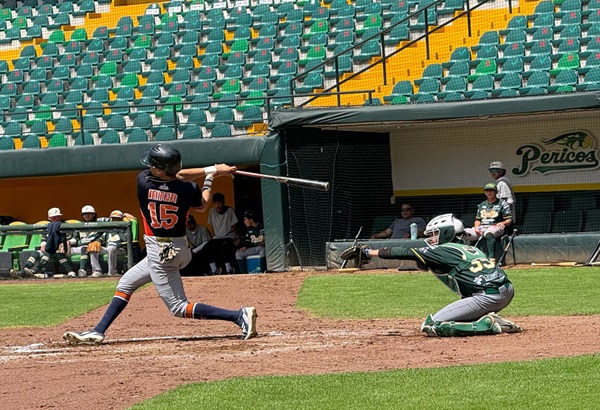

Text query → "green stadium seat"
[75,0,95,16]
[154,127,176,141]
[132,34,152,49]
[234,105,264,128]
[116,16,133,37]
[53,118,73,135]
[3,122,22,137]
[443,76,467,94]
[551,53,580,74]
[21,134,40,149]
[209,123,232,138]
[500,57,524,74]
[52,66,70,80]
[383,80,413,102]
[47,133,67,148]
[0,83,17,97]
[182,124,203,139]
[137,15,155,35]
[183,10,202,31]
[101,129,121,144]
[0,136,14,150]
[127,128,148,143]
[468,90,491,100]
[22,81,41,96]
[86,39,105,54]
[414,78,440,94]
[15,94,34,109]
[548,69,578,93]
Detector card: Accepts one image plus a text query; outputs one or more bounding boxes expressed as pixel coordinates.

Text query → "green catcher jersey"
[388,243,509,297]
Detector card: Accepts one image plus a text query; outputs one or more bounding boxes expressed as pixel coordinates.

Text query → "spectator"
[488,161,516,224]
[235,210,265,273]
[100,210,137,277]
[204,192,239,274]
[181,214,212,276]
[70,205,105,277]
[14,207,77,279]
[371,203,426,239]
[464,183,513,265]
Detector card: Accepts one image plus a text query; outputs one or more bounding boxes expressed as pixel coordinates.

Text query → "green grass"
[296,267,600,318]
[0,281,116,327]
[131,354,600,410]
[3,267,600,409]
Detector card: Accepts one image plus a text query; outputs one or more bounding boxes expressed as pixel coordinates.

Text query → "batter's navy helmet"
[140,143,182,175]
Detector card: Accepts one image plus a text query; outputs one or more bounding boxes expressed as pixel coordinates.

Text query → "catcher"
[341,213,522,337]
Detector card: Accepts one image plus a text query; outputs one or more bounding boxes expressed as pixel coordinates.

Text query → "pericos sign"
[513,131,599,175]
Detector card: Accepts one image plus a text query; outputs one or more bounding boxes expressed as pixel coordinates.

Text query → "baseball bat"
[234,170,330,191]
[531,262,578,266]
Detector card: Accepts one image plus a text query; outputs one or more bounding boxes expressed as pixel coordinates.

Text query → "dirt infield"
[2,270,600,410]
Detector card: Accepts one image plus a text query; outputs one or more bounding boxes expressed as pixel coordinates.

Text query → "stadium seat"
[101,129,121,144]
[127,128,148,143]
[209,123,232,138]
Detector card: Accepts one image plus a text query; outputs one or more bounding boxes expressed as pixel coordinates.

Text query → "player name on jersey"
[148,189,178,204]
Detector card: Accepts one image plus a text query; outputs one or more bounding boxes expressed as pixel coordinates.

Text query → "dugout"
[267,91,600,270]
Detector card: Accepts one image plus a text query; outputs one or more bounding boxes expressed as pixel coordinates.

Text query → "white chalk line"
[0,328,406,362]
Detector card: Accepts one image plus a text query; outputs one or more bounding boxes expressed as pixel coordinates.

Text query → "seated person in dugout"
[464,183,512,265]
[235,210,266,273]
[98,210,138,277]
[202,192,239,274]
[181,214,212,276]
[12,207,78,279]
[70,205,106,278]
[371,203,427,239]
[341,213,522,337]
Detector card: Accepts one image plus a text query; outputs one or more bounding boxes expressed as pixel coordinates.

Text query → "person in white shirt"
[202,192,240,274]
[488,161,516,224]
[181,214,212,276]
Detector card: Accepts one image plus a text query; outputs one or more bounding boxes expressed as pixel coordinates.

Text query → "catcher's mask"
[140,143,182,176]
[424,213,465,246]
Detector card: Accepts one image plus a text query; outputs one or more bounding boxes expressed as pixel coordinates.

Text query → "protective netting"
[285,123,599,267]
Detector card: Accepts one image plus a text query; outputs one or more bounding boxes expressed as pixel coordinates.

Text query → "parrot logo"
[541,132,595,150]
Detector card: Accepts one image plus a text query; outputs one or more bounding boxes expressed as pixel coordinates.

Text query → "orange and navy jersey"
[137,170,202,237]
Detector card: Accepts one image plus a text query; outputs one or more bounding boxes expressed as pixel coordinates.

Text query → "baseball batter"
[342,213,522,337]
[63,143,257,345]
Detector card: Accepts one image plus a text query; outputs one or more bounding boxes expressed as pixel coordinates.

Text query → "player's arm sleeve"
[377,246,421,261]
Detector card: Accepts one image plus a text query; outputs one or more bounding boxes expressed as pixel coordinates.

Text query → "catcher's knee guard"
[423,315,502,337]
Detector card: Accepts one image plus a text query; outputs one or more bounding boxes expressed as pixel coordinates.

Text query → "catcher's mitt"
[87,241,102,253]
[340,244,372,264]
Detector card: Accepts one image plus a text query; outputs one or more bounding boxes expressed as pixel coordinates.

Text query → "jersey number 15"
[148,202,178,229]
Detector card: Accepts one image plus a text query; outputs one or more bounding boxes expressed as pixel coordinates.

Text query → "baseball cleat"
[63,330,105,345]
[238,306,258,340]
[77,269,87,277]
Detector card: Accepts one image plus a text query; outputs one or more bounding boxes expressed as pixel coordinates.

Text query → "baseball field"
[1,267,600,409]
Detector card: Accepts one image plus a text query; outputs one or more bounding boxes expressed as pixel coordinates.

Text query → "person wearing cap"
[70,205,106,278]
[99,210,138,277]
[13,207,78,279]
[488,161,516,224]
[464,183,513,265]
[235,210,266,273]
[180,214,212,276]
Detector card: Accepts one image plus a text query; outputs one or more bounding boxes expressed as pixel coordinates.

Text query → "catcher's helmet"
[140,143,182,176]
[424,213,465,245]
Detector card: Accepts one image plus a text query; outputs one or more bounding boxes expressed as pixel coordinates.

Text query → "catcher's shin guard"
[427,315,502,337]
